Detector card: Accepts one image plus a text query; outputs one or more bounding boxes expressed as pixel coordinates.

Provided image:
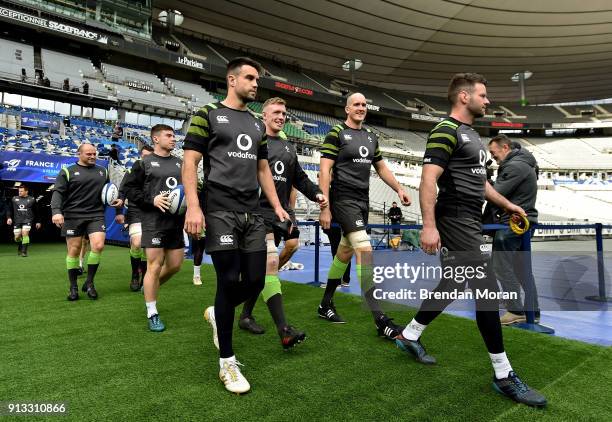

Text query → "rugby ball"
[101,182,119,206]
[167,185,187,215]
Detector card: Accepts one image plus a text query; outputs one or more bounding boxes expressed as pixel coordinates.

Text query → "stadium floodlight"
[343,59,362,84]
[511,71,533,106]
[511,71,533,83]
[158,10,184,27]
[342,59,363,72]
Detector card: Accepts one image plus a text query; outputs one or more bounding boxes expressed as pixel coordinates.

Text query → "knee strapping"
[346,230,370,249]
[128,223,142,237]
[267,239,278,255]
[339,235,351,248]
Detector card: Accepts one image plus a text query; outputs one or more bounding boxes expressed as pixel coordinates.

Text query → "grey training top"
[183,102,268,213]
[51,163,108,219]
[320,123,383,203]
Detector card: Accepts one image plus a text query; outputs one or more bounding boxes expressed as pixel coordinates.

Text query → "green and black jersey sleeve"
[423,119,459,168]
[183,105,212,154]
[320,124,343,160]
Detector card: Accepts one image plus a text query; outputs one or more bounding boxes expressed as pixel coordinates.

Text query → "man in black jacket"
[488,134,540,325]
[388,201,403,235]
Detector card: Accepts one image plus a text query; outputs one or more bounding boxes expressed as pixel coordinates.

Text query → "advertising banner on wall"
[0,151,106,183]
[0,6,109,44]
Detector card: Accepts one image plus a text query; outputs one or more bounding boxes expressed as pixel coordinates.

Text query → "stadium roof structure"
[154,0,612,104]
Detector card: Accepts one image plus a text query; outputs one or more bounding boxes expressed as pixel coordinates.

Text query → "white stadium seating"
[0,39,34,80]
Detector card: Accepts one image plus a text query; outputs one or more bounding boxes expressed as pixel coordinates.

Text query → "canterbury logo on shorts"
[220,235,233,245]
[355,219,364,227]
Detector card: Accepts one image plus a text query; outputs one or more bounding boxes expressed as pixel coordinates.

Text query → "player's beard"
[468,101,485,118]
[238,89,256,104]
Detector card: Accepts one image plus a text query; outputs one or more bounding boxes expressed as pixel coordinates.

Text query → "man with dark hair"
[226,56,263,76]
[140,144,154,154]
[7,185,40,257]
[238,96,328,349]
[318,92,412,339]
[394,73,547,407]
[115,144,154,291]
[51,143,119,301]
[446,72,489,105]
[182,57,289,394]
[124,124,184,332]
[488,134,540,325]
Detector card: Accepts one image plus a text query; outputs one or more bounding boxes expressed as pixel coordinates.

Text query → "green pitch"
[0,244,610,421]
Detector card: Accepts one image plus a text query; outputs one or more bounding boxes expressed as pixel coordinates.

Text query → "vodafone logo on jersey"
[237,134,252,151]
[471,150,487,175]
[227,134,257,160]
[353,145,372,164]
[165,177,178,189]
[272,160,287,182]
[274,161,285,175]
[479,150,487,166]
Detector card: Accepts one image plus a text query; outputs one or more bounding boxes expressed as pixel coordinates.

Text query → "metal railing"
[296,221,612,334]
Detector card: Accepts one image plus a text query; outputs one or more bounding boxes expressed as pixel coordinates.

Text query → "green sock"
[357,263,383,317]
[327,256,349,280]
[356,264,374,288]
[21,236,30,245]
[87,251,101,265]
[262,275,282,302]
[66,256,80,270]
[66,256,80,288]
[129,248,141,258]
